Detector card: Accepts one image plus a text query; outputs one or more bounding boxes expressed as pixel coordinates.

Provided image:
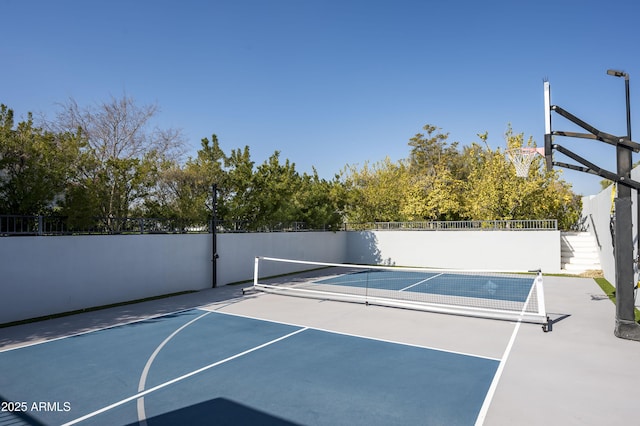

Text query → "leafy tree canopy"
[341,123,581,229]
[0,105,84,215]
[0,96,582,231]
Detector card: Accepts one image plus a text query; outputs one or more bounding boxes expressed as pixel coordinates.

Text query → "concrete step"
[561,245,598,252]
[561,256,602,265]
[560,231,601,273]
[561,240,598,248]
[561,243,598,251]
[561,232,598,239]
[561,250,600,260]
[562,262,602,272]
[562,242,598,247]
[561,235,598,244]
[561,231,597,237]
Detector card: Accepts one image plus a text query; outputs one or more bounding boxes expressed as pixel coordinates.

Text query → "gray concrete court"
[1,275,638,425]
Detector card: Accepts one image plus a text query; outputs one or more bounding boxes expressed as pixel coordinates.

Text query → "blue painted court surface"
[0,309,500,425]
[316,270,534,302]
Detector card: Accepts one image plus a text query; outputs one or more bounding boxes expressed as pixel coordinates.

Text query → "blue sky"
[2,0,640,196]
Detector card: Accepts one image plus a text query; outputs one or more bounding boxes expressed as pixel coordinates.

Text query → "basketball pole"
[607,70,638,338]
[613,134,636,337]
[544,74,640,341]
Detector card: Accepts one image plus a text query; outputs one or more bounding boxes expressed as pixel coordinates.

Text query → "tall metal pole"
[624,75,640,336]
[624,76,639,267]
[625,75,631,141]
[212,184,218,288]
[613,164,636,337]
[607,69,640,339]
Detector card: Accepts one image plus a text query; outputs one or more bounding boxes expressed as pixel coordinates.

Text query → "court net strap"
[249,256,548,325]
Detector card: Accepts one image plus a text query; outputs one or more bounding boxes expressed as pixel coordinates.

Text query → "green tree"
[407,124,462,178]
[52,96,185,229]
[342,157,408,223]
[251,151,301,229]
[294,170,345,230]
[401,165,465,220]
[463,128,581,228]
[223,146,257,229]
[143,135,227,225]
[402,124,467,220]
[145,138,346,231]
[341,123,581,229]
[0,105,83,215]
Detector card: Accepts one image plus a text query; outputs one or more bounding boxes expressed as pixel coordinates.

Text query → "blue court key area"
[317,270,533,302]
[0,310,499,425]
[132,327,499,426]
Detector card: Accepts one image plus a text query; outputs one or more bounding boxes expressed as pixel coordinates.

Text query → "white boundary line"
[399,273,443,292]
[475,270,538,425]
[3,299,509,424]
[474,321,521,425]
[0,290,248,353]
[61,327,308,426]
[206,308,501,362]
[136,311,211,425]
[0,307,202,353]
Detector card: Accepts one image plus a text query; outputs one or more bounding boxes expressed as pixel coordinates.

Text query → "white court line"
[0,290,248,353]
[399,273,443,292]
[136,311,211,425]
[207,308,501,362]
[474,320,521,426]
[61,327,308,426]
[0,307,205,353]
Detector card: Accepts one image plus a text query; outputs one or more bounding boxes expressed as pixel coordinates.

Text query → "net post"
[243,256,261,295]
[253,257,260,287]
[534,270,550,332]
[534,270,546,318]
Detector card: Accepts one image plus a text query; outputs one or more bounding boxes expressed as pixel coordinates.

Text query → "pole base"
[614,319,640,341]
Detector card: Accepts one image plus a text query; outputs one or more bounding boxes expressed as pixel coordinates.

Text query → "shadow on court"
[126,398,300,426]
[0,307,497,425]
[0,285,246,351]
[0,393,47,425]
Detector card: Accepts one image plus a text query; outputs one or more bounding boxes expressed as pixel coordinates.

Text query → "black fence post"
[212,184,218,288]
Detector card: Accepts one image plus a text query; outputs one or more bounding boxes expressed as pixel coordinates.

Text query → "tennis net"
[248,256,549,327]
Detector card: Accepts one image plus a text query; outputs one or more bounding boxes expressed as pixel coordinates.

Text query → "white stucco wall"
[0,228,559,324]
[346,230,561,272]
[0,232,346,324]
[580,165,640,285]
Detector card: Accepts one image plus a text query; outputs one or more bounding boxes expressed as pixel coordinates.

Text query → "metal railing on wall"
[345,220,558,231]
[0,215,337,236]
[0,215,211,236]
[0,215,558,236]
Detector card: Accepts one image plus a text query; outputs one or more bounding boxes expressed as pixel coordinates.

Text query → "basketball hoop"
[506,147,545,177]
